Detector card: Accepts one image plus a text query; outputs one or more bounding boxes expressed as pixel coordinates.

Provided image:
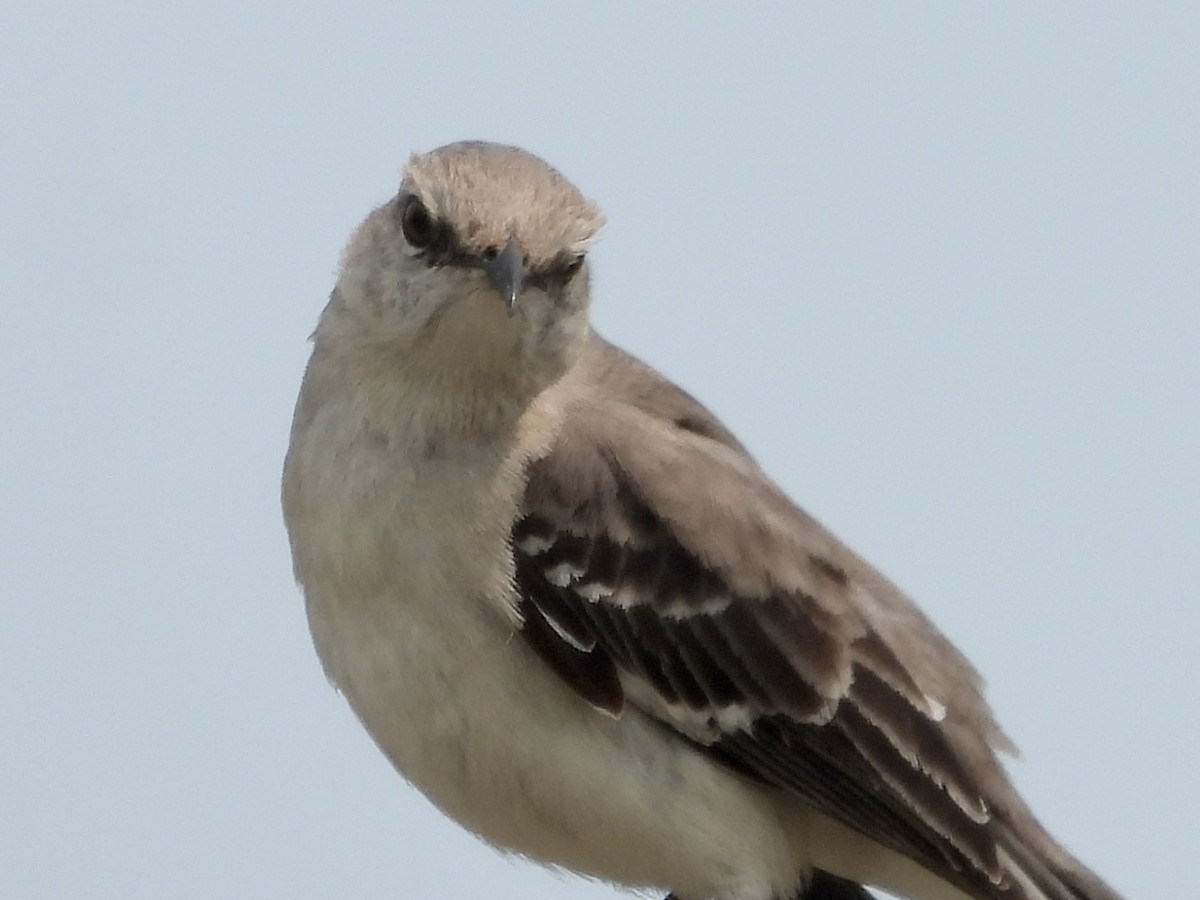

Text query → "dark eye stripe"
[527,255,585,291]
[395,193,586,284]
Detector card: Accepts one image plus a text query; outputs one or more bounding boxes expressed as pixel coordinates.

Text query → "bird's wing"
[512,336,1118,900]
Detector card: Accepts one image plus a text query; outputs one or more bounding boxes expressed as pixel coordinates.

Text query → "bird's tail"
[994,820,1123,900]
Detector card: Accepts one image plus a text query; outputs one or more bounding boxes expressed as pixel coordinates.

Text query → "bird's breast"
[281,388,806,898]
[284,388,532,782]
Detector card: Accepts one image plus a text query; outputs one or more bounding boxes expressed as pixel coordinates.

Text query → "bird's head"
[320,141,604,394]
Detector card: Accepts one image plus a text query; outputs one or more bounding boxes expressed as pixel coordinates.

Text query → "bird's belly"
[305,579,799,897]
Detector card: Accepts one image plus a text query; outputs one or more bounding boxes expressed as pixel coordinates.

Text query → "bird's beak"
[486,238,526,315]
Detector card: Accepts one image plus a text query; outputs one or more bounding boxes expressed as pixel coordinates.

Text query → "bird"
[281,140,1122,900]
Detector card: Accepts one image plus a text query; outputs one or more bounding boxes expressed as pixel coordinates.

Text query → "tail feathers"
[996,823,1123,900]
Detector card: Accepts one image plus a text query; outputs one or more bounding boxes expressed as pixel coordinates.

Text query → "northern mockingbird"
[282,141,1121,900]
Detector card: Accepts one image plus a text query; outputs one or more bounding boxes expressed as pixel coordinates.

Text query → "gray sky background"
[3,4,1195,899]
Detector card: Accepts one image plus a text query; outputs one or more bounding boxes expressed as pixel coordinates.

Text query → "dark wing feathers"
[514,545,623,716]
[513,337,1120,900]
[666,870,880,900]
[517,469,1004,896]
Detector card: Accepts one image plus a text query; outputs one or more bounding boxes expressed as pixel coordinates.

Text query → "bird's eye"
[399,196,437,249]
[560,255,584,279]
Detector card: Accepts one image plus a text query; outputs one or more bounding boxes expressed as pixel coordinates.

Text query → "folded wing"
[512,336,1120,900]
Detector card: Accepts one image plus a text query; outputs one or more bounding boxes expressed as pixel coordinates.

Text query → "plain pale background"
[3,4,1195,899]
